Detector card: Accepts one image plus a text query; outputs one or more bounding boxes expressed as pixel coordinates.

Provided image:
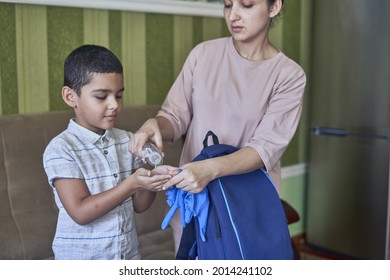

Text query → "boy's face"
[72,72,124,135]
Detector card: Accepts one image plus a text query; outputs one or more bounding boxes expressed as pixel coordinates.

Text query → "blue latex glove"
[162,169,184,229]
[184,189,209,241]
[161,187,187,229]
[161,169,210,241]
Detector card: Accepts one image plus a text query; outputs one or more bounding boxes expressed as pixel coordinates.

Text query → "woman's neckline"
[228,37,282,63]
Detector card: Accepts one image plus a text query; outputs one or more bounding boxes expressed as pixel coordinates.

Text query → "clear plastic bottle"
[141,142,163,167]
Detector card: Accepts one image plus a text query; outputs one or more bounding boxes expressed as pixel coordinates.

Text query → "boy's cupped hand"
[151,165,179,176]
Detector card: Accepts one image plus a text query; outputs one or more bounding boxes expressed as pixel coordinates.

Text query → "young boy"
[43,45,176,260]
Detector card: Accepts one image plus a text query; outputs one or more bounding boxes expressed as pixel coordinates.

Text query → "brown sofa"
[0,105,183,260]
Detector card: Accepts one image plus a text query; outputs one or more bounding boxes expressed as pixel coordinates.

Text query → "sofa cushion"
[138,228,175,260]
[0,113,59,260]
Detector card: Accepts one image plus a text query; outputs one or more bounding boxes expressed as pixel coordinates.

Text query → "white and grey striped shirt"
[43,119,143,260]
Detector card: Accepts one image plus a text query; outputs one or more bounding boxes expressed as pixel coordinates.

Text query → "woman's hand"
[162,160,217,194]
[129,118,163,157]
[161,147,265,194]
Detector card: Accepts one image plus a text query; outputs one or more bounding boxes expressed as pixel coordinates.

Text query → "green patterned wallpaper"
[47,6,84,111]
[0,1,310,166]
[0,4,18,115]
[0,3,232,114]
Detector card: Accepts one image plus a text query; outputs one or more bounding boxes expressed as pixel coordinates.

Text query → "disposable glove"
[161,187,187,229]
[184,189,209,241]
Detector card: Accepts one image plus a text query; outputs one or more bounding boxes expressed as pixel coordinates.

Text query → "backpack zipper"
[218,178,245,260]
[209,191,222,239]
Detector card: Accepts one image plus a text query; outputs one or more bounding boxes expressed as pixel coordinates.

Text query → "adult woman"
[131,0,306,252]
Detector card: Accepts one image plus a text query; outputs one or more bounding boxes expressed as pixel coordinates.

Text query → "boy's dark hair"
[64,45,123,95]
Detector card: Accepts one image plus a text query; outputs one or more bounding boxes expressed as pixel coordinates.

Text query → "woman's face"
[223,0,279,43]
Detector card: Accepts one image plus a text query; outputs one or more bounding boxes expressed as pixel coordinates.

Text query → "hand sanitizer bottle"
[141,142,163,167]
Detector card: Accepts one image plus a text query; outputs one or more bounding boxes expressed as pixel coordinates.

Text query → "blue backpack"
[175,131,293,260]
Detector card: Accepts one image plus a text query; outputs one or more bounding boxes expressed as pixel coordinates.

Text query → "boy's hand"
[151,165,179,176]
[133,167,173,192]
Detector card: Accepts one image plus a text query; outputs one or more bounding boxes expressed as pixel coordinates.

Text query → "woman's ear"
[270,0,283,18]
[62,86,77,108]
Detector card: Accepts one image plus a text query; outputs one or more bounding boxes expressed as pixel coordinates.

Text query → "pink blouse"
[157,37,306,190]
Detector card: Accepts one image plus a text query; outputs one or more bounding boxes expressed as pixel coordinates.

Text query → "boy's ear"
[62,86,77,108]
